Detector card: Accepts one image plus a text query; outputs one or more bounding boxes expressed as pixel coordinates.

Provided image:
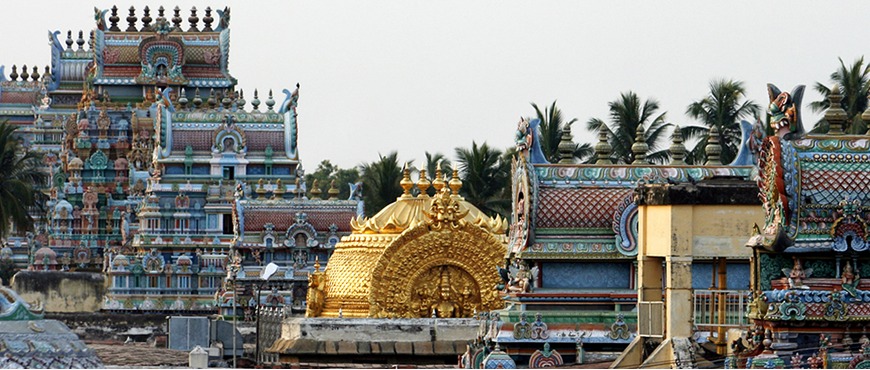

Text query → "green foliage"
[0,258,15,286]
[809,57,870,134]
[531,101,591,163]
[586,91,672,164]
[684,79,760,165]
[304,160,359,200]
[359,152,403,218]
[455,142,511,219]
[0,122,48,238]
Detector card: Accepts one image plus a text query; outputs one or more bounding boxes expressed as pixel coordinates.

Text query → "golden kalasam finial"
[314,256,320,272]
[310,179,322,199]
[432,160,445,192]
[400,162,413,198]
[274,178,285,199]
[416,168,430,196]
[328,179,340,200]
[448,164,462,195]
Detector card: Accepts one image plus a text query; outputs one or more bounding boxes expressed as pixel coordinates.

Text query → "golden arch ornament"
[368,219,506,318]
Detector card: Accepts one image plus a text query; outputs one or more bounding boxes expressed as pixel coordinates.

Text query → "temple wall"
[280,318,478,342]
[690,205,762,258]
[11,271,105,313]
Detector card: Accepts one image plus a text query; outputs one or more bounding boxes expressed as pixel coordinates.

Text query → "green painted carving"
[87,150,108,170]
[805,260,835,279]
[760,253,792,291]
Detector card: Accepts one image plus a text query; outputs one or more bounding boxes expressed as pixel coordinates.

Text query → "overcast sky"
[1,1,868,169]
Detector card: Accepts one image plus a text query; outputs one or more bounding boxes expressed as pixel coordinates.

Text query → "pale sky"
[1,1,867,169]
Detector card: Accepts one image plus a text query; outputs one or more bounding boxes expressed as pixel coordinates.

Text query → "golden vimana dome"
[306,164,508,318]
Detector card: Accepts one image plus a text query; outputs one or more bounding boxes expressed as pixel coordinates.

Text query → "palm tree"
[685,79,760,164]
[0,122,47,238]
[359,152,404,217]
[455,142,510,218]
[809,57,870,134]
[586,91,672,164]
[531,101,591,163]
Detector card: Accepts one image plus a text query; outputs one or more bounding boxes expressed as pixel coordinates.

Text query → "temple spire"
[328,180,340,200]
[594,125,613,165]
[669,125,686,165]
[126,6,138,32]
[448,165,462,196]
[187,6,200,32]
[557,123,575,164]
[826,84,846,135]
[432,161,445,193]
[631,125,648,165]
[416,169,430,197]
[704,126,722,165]
[400,163,413,199]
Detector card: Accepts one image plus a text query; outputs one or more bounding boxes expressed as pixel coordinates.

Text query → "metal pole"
[716,258,728,355]
[232,289,237,368]
[256,284,261,365]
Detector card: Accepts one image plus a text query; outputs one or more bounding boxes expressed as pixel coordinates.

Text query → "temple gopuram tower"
[740,85,870,368]
[0,5,361,314]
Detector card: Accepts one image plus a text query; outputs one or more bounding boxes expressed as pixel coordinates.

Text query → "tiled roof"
[535,188,633,229]
[243,208,356,233]
[172,130,212,151]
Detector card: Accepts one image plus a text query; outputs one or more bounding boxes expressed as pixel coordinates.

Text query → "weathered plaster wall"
[11,271,105,313]
[690,205,762,258]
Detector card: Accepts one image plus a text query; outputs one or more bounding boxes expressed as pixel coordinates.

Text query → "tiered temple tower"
[738,85,870,369]
[0,5,360,313]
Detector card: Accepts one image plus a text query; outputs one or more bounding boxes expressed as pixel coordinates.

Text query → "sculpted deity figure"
[305,259,326,317]
[507,261,533,293]
[766,84,805,139]
[515,117,532,152]
[431,268,459,318]
[783,257,812,290]
[842,261,860,297]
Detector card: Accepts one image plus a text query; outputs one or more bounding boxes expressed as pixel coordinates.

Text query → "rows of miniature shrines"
[0,4,361,314]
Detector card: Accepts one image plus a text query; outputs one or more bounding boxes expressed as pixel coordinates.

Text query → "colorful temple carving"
[740,84,870,368]
[306,165,507,318]
[0,5,360,313]
[474,117,757,366]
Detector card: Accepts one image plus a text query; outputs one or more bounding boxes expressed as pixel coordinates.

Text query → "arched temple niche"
[367,199,505,318]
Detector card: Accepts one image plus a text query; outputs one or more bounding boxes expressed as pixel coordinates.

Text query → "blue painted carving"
[612,194,638,256]
[214,7,230,32]
[728,120,756,166]
[153,91,174,158]
[528,119,549,164]
[219,29,230,74]
[281,86,299,160]
[94,29,105,75]
[47,31,62,91]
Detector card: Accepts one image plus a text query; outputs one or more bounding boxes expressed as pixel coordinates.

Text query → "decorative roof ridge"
[96,5,230,34]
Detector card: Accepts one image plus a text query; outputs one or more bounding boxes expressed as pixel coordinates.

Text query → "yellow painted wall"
[640,204,761,258]
[690,205,761,258]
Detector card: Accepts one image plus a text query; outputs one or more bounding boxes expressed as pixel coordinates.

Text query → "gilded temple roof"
[349,166,507,235]
[308,165,508,318]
